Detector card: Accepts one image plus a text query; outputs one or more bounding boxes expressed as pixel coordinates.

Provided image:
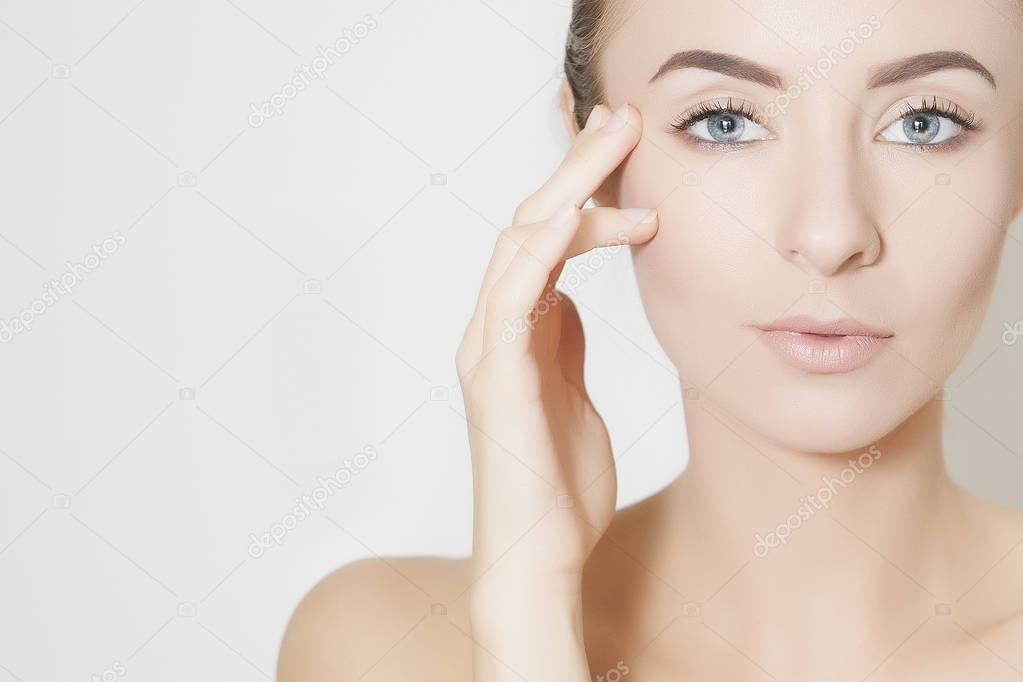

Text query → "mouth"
[753,315,894,374]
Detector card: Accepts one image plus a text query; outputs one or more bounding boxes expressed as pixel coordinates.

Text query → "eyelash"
[667,95,983,151]
[669,97,765,136]
[889,96,982,154]
[880,95,982,153]
[898,95,980,131]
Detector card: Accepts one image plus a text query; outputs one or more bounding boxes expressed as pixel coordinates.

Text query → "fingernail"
[551,203,577,229]
[602,103,629,133]
[620,208,657,224]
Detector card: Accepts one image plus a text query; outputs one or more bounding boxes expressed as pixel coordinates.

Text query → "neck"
[648,390,971,677]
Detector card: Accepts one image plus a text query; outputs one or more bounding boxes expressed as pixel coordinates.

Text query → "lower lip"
[757,330,889,374]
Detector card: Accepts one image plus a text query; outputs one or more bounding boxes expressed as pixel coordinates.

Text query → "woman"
[279,0,1023,679]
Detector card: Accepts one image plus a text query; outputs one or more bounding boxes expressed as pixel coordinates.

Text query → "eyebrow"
[648,48,997,91]
[868,51,996,89]
[649,50,784,89]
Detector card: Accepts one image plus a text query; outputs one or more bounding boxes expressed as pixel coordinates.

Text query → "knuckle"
[495,225,531,256]
[513,195,544,224]
[455,340,480,381]
[496,225,520,246]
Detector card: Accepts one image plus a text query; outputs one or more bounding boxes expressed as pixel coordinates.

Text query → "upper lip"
[756,315,893,338]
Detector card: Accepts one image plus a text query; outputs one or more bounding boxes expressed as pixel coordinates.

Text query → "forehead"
[600,0,1022,92]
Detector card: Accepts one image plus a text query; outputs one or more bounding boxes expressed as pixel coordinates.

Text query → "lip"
[754,315,893,374]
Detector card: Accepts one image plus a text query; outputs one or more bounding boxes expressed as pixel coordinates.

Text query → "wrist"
[469,576,583,635]
[468,574,592,682]
[469,570,582,608]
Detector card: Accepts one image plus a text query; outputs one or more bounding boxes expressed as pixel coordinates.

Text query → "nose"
[775,136,882,278]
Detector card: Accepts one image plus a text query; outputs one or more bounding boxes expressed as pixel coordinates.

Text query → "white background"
[1,1,1021,680]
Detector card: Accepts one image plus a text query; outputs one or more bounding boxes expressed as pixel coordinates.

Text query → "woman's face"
[598,0,1023,453]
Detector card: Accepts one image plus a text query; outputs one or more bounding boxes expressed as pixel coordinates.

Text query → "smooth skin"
[279,1,1023,680]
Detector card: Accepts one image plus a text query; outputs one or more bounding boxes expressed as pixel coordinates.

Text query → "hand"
[455,103,656,681]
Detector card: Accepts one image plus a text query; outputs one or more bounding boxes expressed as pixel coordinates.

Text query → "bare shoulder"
[277,556,476,682]
[954,492,1023,656]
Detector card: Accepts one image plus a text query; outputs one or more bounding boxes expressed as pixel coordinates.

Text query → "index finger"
[514,103,644,225]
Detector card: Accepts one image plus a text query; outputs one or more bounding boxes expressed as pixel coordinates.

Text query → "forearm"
[470,580,591,682]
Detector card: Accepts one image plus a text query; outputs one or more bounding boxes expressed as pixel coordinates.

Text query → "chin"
[679,341,941,455]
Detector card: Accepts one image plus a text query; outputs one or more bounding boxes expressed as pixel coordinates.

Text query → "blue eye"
[878,96,979,147]
[670,97,773,146]
[687,112,772,144]
[880,112,964,145]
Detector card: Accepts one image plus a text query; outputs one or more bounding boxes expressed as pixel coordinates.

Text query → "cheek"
[883,180,1011,379]
[617,141,803,385]
[623,186,763,389]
